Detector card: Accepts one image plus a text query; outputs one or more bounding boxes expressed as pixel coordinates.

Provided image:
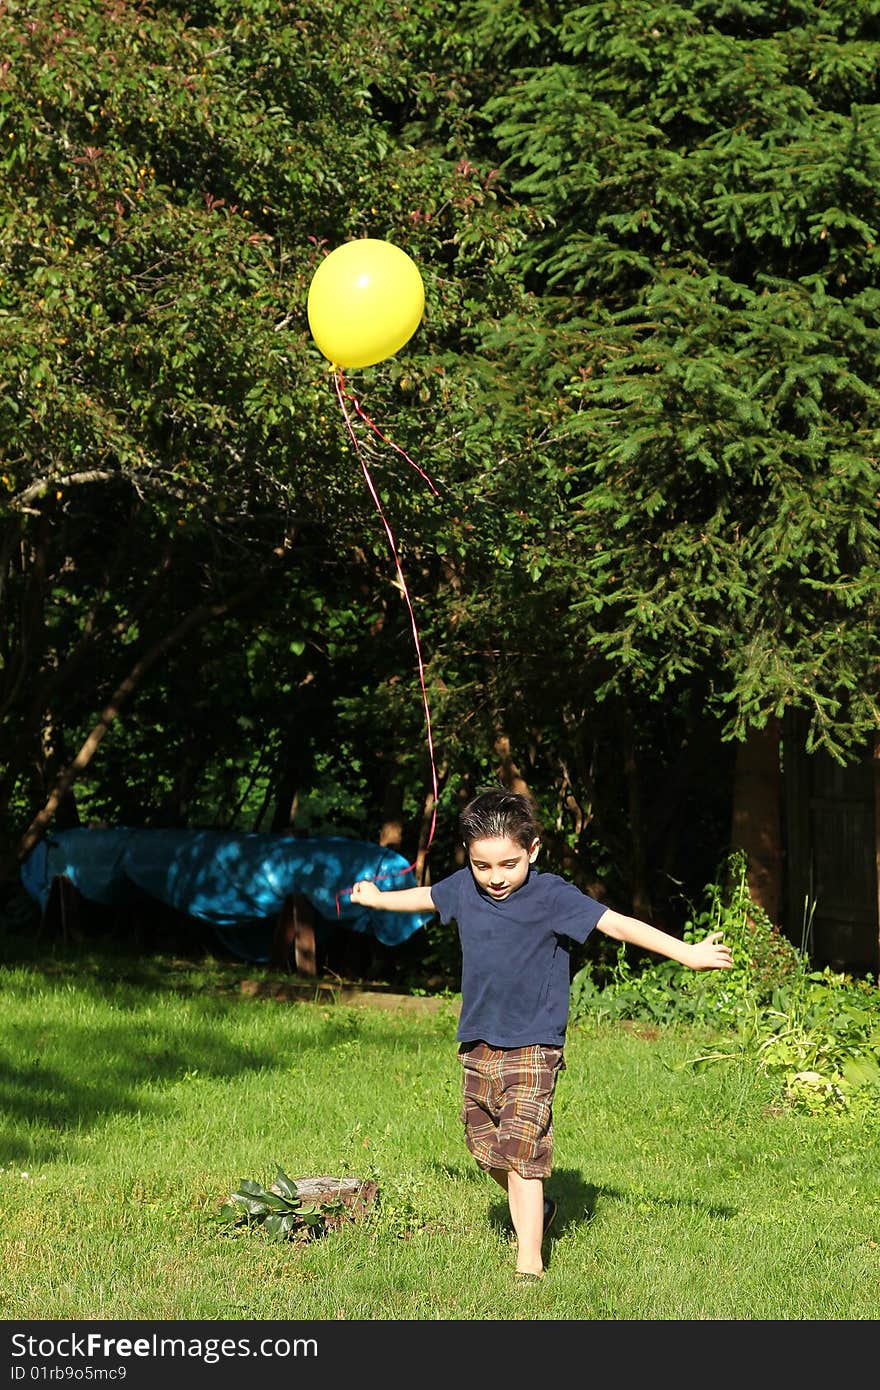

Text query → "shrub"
[570,852,880,1116]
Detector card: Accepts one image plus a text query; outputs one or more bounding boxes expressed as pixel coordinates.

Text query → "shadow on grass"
[0,950,445,1166]
[0,925,261,999]
[483,1168,738,1261]
[0,1012,275,1166]
[483,1168,600,1245]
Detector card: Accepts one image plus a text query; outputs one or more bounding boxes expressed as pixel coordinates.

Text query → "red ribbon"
[332,369,439,916]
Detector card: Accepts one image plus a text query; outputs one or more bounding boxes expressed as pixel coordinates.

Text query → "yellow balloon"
[307,239,425,370]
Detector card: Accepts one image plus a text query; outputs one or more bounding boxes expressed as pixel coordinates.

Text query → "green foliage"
[0,0,507,859]
[1,1,878,983]
[681,850,801,993]
[471,0,880,758]
[215,1167,335,1241]
[756,970,880,1116]
[570,850,880,1116]
[679,966,880,1118]
[571,850,801,1026]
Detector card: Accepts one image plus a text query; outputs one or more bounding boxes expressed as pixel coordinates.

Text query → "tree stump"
[271,1176,378,1232]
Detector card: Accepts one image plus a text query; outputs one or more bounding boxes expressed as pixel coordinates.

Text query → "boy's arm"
[350,880,436,914]
[595,908,733,971]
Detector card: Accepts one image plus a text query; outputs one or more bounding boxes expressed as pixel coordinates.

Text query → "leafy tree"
[462,0,880,759]
[2,0,878,951]
[399,0,880,921]
[0,0,514,873]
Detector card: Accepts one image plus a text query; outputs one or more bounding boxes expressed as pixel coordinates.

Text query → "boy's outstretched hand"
[688,930,734,970]
[350,879,384,909]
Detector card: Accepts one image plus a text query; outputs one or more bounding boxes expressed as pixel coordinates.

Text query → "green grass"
[2,942,879,1320]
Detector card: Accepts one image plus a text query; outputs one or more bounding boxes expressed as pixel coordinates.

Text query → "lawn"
[2,941,879,1321]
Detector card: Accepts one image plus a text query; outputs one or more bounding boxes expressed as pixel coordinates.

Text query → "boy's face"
[466,834,540,901]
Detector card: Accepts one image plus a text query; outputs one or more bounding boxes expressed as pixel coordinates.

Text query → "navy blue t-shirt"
[429,866,608,1048]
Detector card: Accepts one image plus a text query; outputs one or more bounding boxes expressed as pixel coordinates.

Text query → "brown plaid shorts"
[458,1040,566,1179]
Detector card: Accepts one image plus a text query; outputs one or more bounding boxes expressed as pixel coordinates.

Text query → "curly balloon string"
[337,373,440,498]
[332,368,439,917]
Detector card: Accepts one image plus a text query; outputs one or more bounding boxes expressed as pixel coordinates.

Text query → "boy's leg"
[460,1044,560,1275]
[488,1169,547,1275]
[491,1044,564,1274]
[506,1170,545,1276]
[488,1167,508,1194]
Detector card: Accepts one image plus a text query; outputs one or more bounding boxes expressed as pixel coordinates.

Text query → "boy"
[351,788,733,1281]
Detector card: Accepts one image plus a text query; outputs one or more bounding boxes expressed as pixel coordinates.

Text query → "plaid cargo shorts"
[458,1040,566,1179]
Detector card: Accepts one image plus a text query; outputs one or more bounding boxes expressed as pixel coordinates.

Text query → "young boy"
[350,788,733,1281]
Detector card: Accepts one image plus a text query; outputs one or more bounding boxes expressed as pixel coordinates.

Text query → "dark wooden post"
[271,892,317,976]
[731,717,782,925]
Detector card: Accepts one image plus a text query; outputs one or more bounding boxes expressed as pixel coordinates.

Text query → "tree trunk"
[0,512,49,721]
[730,717,782,924]
[378,778,404,851]
[494,734,531,797]
[274,1176,378,1230]
[0,543,173,826]
[414,785,437,886]
[14,579,268,869]
[492,735,595,892]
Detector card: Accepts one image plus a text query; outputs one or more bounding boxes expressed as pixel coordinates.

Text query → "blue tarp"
[20,827,434,961]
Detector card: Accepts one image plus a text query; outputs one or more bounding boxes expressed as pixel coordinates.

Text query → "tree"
[413,0,880,916]
[4,0,878,944]
[0,0,535,884]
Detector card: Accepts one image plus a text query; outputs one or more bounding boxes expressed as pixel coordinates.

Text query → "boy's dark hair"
[459,789,542,850]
